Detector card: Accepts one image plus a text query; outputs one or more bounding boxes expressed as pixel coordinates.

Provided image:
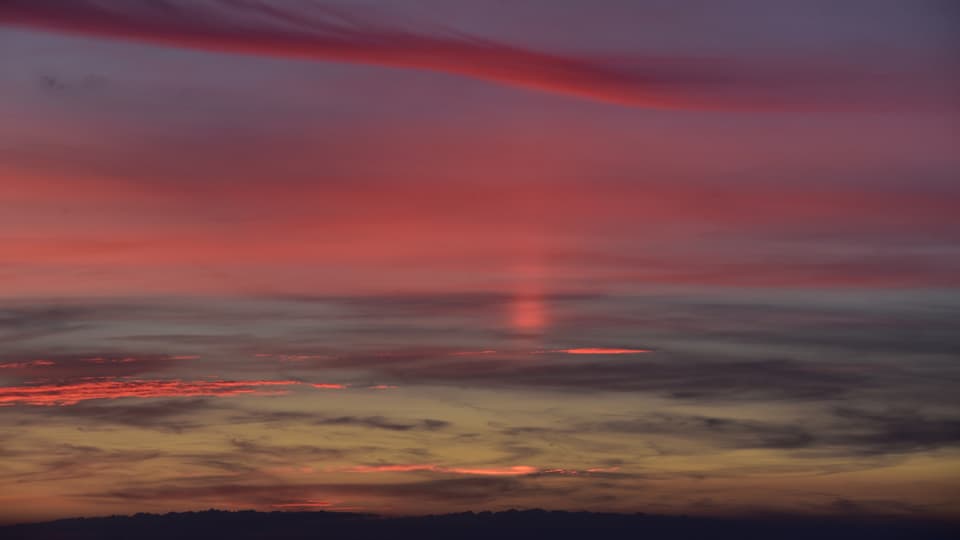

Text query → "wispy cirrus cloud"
[0,0,941,111]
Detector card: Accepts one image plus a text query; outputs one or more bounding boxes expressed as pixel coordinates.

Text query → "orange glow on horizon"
[270,500,335,508]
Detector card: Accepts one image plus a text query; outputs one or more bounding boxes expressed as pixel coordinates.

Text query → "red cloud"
[0,354,207,380]
[4,173,956,298]
[342,464,616,476]
[344,464,538,476]
[448,348,651,357]
[0,360,55,369]
[0,379,299,406]
[310,383,347,390]
[345,464,438,474]
[0,0,931,111]
[554,348,652,355]
[448,466,539,476]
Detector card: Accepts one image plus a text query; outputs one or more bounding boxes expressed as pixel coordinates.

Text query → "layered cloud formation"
[1,0,958,526]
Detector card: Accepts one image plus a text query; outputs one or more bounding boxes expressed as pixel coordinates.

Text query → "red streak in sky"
[557,348,653,355]
[450,465,539,476]
[342,464,616,476]
[0,379,299,406]
[344,464,539,476]
[310,383,347,390]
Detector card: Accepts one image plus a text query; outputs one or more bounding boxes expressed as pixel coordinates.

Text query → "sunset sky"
[1,0,958,524]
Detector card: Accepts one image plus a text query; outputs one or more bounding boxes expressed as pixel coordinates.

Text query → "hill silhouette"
[2,509,957,540]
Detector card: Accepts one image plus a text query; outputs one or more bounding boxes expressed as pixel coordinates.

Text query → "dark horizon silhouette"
[4,509,959,540]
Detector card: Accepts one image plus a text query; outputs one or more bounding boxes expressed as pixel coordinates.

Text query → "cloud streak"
[578,408,960,456]
[314,416,449,432]
[343,463,622,477]
[0,379,298,406]
[344,464,539,476]
[549,348,652,355]
[0,0,934,111]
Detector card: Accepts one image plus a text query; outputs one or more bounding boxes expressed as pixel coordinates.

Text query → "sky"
[1,0,959,524]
